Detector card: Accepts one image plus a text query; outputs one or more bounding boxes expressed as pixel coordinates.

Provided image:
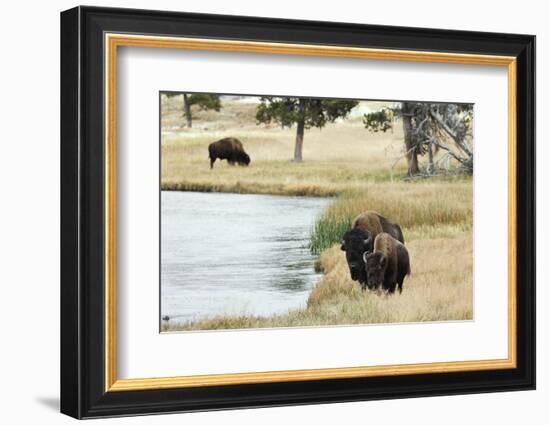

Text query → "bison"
[341,228,371,284]
[208,137,251,169]
[352,211,404,244]
[363,232,410,293]
[341,211,405,287]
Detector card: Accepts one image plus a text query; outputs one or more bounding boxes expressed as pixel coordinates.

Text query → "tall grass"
[310,215,352,255]
[310,180,472,254]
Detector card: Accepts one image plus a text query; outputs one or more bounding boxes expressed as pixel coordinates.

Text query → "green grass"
[310,214,352,255]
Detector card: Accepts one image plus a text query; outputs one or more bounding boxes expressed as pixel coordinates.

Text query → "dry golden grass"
[321,181,472,228]
[309,180,472,253]
[307,237,472,322]
[161,127,409,196]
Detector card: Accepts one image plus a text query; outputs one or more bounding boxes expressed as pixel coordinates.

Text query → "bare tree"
[364,102,473,176]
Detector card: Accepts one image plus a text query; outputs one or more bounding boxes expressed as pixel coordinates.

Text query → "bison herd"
[206,138,409,294]
[341,211,410,294]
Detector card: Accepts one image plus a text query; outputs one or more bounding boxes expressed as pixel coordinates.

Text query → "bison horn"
[362,252,369,263]
[363,236,372,247]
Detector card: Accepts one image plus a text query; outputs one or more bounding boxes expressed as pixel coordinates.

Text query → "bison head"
[239,152,251,166]
[340,228,372,283]
[363,251,386,291]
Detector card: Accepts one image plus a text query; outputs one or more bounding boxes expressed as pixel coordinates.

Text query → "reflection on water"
[161,191,330,324]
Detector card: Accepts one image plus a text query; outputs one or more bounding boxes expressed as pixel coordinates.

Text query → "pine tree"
[256,97,358,161]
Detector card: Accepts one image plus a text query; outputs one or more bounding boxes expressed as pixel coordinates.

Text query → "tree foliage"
[185,94,221,112]
[164,93,221,128]
[362,109,394,133]
[256,97,358,129]
[256,97,359,160]
[364,102,474,175]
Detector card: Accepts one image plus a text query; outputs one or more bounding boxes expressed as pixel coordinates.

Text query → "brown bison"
[352,211,404,244]
[208,137,251,169]
[363,232,410,293]
[340,211,404,285]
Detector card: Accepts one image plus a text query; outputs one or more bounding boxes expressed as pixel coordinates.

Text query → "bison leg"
[228,160,235,166]
[383,277,397,294]
[210,158,216,169]
[397,279,404,294]
[396,269,407,293]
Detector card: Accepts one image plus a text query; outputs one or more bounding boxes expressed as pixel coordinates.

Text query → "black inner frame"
[61,6,535,419]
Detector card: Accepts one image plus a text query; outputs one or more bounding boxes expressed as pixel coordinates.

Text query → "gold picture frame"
[104,34,517,392]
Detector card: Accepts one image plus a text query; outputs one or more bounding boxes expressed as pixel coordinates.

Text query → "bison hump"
[373,232,397,256]
[352,211,384,236]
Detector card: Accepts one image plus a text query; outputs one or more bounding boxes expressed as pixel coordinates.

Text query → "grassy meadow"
[162,96,410,196]
[160,94,473,331]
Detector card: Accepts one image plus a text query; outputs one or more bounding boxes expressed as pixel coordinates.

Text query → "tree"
[401,102,420,175]
[364,102,473,176]
[164,93,221,128]
[256,97,359,161]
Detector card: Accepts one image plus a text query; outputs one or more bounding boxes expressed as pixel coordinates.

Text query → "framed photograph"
[60,6,535,419]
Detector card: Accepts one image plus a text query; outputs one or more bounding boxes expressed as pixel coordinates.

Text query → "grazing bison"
[208,137,251,169]
[341,211,405,287]
[363,232,410,293]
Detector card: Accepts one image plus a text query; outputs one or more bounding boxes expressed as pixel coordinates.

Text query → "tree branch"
[429,109,472,156]
[429,138,471,167]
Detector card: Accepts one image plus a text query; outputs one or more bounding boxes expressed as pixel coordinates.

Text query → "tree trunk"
[401,103,419,175]
[294,119,305,161]
[183,94,192,128]
[427,140,434,174]
[293,99,306,161]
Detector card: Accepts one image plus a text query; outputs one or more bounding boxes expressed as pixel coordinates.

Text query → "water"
[161,191,330,325]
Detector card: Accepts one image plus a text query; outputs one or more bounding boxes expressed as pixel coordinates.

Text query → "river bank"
[161,179,473,331]
[162,233,472,331]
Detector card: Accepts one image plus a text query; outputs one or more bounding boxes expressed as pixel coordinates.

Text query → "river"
[161,191,330,325]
